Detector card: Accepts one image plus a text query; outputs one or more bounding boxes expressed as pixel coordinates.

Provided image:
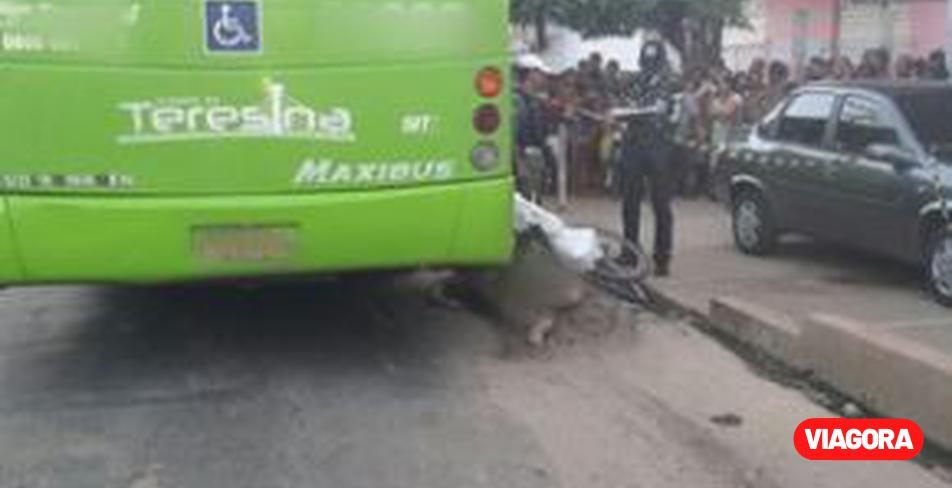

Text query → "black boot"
[654,257,671,278]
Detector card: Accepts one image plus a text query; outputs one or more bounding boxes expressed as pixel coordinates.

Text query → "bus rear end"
[0,0,513,284]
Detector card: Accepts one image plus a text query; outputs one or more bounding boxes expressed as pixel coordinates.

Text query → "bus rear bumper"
[0,178,514,284]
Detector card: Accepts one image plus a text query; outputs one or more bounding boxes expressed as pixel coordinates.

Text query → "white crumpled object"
[514,194,604,273]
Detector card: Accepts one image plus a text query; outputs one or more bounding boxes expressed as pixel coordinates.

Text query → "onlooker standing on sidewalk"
[514,65,549,202]
[586,52,606,92]
[742,61,767,125]
[856,48,891,79]
[749,61,792,121]
[569,89,603,194]
[830,55,855,80]
[546,74,577,210]
[603,59,626,105]
[895,54,916,80]
[926,49,950,80]
[674,74,710,197]
[709,77,742,150]
[618,40,678,277]
[706,76,741,199]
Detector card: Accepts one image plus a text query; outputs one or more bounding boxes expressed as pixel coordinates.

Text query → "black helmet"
[640,40,667,73]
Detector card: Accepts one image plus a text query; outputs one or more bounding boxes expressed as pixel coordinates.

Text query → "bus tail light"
[471,142,500,172]
[475,67,503,98]
[473,104,501,134]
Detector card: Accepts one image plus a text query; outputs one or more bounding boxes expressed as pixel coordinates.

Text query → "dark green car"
[721,81,952,305]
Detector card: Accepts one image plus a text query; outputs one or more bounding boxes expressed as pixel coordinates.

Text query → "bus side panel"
[0,198,24,283]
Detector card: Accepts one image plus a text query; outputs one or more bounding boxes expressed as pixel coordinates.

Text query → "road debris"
[514,194,604,275]
[710,413,745,428]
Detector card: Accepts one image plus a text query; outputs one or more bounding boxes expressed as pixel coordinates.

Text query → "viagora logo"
[793,419,924,461]
[117,82,354,144]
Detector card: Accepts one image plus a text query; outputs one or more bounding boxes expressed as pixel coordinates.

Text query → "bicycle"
[514,195,652,304]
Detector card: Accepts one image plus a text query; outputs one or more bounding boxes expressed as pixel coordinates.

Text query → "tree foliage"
[511,0,572,50]
[511,0,749,69]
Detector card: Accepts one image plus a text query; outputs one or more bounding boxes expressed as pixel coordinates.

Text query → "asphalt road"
[0,277,947,488]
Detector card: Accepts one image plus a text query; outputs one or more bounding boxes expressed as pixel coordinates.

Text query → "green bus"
[0,0,513,284]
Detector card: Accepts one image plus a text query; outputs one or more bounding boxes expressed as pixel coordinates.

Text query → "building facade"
[724,0,949,71]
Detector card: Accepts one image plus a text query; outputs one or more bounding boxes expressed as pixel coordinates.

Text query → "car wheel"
[732,190,777,256]
[927,228,952,307]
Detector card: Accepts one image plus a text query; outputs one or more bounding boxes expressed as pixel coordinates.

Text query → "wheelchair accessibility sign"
[205,1,261,53]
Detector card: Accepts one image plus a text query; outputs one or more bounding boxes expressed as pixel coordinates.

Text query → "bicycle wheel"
[589,228,651,284]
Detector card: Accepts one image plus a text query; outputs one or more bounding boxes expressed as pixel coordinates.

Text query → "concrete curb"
[709,297,801,364]
[643,283,706,319]
[646,284,801,366]
[798,314,952,451]
[646,282,952,451]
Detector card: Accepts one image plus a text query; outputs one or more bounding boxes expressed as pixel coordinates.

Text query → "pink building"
[724,0,949,70]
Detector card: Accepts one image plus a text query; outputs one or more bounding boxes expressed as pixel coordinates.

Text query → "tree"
[511,0,748,70]
[510,0,572,50]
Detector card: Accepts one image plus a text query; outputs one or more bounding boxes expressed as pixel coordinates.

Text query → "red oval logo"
[794,419,924,461]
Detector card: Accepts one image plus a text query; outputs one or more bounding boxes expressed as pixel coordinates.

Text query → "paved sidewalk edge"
[644,283,707,319]
[645,284,801,362]
[646,282,952,451]
[798,314,952,451]
[709,297,802,364]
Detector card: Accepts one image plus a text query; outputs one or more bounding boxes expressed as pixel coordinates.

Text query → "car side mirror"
[864,144,920,171]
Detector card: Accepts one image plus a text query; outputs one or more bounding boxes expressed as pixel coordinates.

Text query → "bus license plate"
[193,226,297,262]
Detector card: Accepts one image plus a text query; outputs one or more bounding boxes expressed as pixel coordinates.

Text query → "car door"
[830,95,921,256]
[769,91,844,238]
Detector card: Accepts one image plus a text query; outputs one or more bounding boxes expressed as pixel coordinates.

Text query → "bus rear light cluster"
[473,67,502,172]
[473,104,501,135]
[471,142,500,172]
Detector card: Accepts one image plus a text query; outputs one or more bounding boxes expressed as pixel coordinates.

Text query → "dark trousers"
[674,144,709,198]
[620,143,675,265]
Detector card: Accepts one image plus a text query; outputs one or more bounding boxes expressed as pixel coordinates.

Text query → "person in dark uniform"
[514,67,550,202]
[618,40,678,277]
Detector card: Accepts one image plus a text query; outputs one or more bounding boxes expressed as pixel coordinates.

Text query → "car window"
[756,101,785,139]
[896,92,952,161]
[835,96,900,154]
[776,93,836,147]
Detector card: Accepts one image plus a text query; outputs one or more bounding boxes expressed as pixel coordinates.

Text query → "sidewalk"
[566,196,952,450]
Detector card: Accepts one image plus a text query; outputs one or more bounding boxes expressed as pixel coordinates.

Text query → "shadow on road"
[772,237,923,288]
[0,279,558,488]
[0,277,496,414]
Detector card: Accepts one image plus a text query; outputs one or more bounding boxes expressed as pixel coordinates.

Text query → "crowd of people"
[515,46,952,204]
